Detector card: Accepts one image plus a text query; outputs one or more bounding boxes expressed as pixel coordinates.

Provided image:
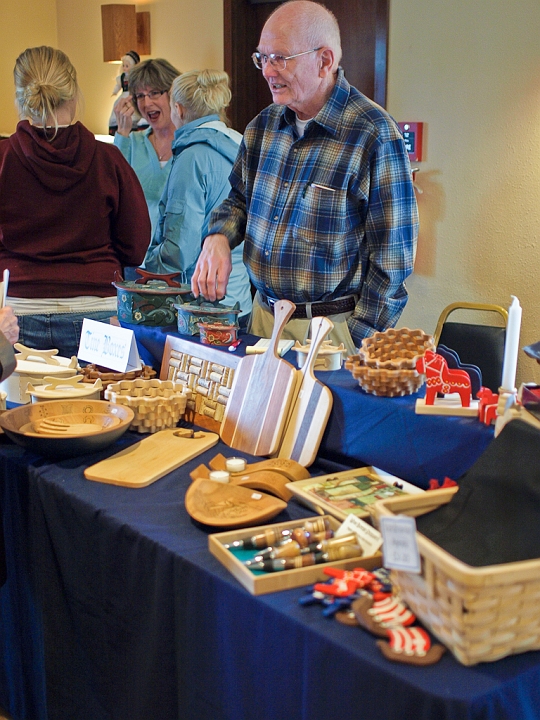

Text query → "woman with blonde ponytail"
[0,46,150,357]
[143,69,252,323]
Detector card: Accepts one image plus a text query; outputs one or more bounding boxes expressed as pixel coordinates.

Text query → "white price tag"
[379,515,421,573]
[336,515,383,556]
[77,319,141,372]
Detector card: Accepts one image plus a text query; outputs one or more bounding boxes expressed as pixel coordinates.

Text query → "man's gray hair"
[268,1,342,66]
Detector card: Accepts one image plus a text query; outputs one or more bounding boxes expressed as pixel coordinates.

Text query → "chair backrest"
[433,303,508,393]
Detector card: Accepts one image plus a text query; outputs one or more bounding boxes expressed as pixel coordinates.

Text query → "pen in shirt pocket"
[302,182,337,198]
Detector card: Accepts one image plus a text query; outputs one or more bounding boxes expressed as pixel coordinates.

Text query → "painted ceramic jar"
[198,322,239,346]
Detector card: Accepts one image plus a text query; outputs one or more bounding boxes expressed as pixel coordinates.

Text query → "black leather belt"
[261,293,357,319]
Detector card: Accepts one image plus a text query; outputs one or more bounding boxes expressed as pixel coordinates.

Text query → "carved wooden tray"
[185,478,287,528]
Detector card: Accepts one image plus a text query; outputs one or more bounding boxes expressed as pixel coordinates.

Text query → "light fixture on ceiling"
[101,4,151,63]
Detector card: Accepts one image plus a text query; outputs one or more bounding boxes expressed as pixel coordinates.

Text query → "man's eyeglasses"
[251,47,322,71]
[134,89,167,103]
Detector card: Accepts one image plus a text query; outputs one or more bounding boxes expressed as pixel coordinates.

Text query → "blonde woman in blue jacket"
[143,70,252,322]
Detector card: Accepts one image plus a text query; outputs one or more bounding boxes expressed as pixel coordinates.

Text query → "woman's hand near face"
[114,95,135,137]
[0,307,19,345]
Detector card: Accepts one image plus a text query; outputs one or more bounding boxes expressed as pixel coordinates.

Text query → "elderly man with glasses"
[192,0,418,353]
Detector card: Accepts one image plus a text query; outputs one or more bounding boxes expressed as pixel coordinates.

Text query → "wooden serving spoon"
[32,419,104,435]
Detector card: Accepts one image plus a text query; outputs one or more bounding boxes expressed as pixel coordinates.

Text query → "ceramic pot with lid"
[174,297,240,336]
[27,375,103,403]
[1,344,79,404]
[113,269,192,327]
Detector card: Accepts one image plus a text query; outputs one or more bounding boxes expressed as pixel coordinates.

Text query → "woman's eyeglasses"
[134,89,167,103]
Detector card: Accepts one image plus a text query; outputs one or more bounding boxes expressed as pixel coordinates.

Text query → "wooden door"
[224,0,389,132]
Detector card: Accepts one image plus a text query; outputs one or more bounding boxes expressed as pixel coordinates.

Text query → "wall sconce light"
[137,12,151,56]
[101,4,151,63]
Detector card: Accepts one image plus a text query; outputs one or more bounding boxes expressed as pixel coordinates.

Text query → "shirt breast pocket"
[161,199,186,242]
[291,185,356,246]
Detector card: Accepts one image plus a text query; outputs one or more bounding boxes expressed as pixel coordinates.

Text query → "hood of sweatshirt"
[171,115,242,164]
[8,120,97,192]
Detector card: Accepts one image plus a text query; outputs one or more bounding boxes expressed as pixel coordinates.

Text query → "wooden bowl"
[0,399,134,458]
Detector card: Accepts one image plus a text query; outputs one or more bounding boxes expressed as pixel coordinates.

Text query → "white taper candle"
[500,295,522,392]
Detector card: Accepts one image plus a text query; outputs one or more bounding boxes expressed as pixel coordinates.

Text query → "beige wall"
[388,0,540,385]
[54,0,223,133]
[0,0,58,133]
[1,0,539,386]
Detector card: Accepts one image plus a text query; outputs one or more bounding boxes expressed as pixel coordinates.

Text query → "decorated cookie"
[377,627,446,666]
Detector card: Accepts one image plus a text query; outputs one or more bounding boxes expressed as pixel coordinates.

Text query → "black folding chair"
[433,302,508,393]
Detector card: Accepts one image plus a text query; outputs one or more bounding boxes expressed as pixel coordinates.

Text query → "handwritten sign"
[77,319,141,372]
[379,515,421,573]
[336,514,383,556]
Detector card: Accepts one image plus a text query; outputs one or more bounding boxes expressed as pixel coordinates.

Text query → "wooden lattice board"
[160,337,240,433]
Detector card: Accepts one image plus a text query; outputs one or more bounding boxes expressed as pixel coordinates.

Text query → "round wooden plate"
[185,478,287,529]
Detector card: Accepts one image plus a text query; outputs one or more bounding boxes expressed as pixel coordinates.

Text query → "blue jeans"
[17,311,114,359]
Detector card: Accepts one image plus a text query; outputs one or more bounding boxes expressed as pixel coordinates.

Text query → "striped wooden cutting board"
[220,299,297,456]
[277,316,334,467]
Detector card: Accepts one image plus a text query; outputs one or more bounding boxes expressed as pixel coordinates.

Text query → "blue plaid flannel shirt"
[209,69,419,345]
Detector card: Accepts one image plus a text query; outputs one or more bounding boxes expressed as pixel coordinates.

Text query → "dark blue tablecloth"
[1,435,540,720]
[122,324,494,488]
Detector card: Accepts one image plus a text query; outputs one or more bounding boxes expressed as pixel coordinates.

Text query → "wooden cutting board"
[277,316,334,467]
[185,478,287,528]
[84,428,218,487]
[220,299,298,456]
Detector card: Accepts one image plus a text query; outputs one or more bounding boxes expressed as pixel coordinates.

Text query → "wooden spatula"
[220,299,298,456]
[277,316,334,467]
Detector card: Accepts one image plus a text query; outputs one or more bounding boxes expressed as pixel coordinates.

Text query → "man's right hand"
[191,234,232,302]
[114,96,135,137]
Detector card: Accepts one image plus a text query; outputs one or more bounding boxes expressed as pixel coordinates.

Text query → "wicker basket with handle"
[372,488,540,665]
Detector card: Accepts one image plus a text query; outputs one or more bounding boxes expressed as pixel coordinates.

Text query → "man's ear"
[319,48,335,77]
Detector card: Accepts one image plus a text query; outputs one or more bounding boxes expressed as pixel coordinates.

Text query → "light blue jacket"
[114,128,172,237]
[143,115,252,316]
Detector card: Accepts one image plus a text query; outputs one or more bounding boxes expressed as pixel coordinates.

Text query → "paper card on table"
[379,515,421,573]
[336,514,383,556]
[245,339,294,357]
[77,319,141,372]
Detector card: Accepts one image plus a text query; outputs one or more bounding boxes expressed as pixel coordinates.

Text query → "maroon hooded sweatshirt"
[0,120,150,298]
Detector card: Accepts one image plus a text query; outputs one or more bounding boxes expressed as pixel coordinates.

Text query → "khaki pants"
[248,292,358,356]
